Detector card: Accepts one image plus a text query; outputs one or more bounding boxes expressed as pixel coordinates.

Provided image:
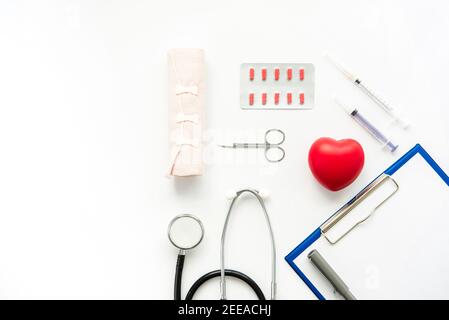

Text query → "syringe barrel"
[356,81,393,113]
[352,110,398,152]
[356,81,409,129]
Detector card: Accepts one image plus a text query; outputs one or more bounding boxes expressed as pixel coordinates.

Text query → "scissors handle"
[265,146,285,163]
[265,129,285,145]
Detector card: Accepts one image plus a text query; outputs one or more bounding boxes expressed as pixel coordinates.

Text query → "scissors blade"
[219,143,267,149]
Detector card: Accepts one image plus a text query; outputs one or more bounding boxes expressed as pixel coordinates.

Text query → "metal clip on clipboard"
[320,174,399,245]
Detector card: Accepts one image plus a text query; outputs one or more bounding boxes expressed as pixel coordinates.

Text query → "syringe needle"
[325,54,356,82]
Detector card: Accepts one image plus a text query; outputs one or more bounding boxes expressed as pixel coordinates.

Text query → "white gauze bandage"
[167,49,205,177]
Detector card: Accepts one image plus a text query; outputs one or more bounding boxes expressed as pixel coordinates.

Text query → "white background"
[0,0,448,299]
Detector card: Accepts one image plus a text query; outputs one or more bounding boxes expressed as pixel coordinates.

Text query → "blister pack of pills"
[240,63,315,110]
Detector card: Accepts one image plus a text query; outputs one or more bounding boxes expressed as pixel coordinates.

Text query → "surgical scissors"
[219,129,286,162]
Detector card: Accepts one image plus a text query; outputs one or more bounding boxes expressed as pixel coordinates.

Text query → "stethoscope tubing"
[171,189,277,300]
[174,252,266,300]
[174,254,185,300]
[185,268,265,300]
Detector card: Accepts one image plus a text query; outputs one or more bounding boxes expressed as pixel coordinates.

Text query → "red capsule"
[287,92,292,105]
[299,92,305,105]
[287,68,293,80]
[249,67,255,81]
[274,92,280,105]
[261,68,267,81]
[299,68,305,81]
[274,68,280,81]
[249,93,255,106]
[261,92,267,105]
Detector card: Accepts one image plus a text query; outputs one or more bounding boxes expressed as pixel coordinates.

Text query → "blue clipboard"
[285,144,449,300]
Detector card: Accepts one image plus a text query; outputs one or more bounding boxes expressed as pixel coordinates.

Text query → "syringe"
[335,97,399,153]
[326,54,409,129]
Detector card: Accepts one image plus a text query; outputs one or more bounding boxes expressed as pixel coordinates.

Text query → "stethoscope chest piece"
[168,214,204,254]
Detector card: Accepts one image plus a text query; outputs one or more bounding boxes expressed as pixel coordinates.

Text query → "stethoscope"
[168,188,277,300]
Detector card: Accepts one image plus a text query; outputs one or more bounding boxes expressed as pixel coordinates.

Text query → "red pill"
[274,68,280,81]
[261,92,267,105]
[261,68,267,81]
[249,67,255,81]
[274,92,280,105]
[287,92,292,105]
[299,68,305,81]
[249,93,255,106]
[299,92,305,105]
[287,68,293,80]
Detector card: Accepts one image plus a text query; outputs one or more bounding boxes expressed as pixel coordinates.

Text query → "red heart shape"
[308,137,365,191]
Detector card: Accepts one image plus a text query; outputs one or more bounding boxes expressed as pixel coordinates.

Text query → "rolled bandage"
[168,49,205,177]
